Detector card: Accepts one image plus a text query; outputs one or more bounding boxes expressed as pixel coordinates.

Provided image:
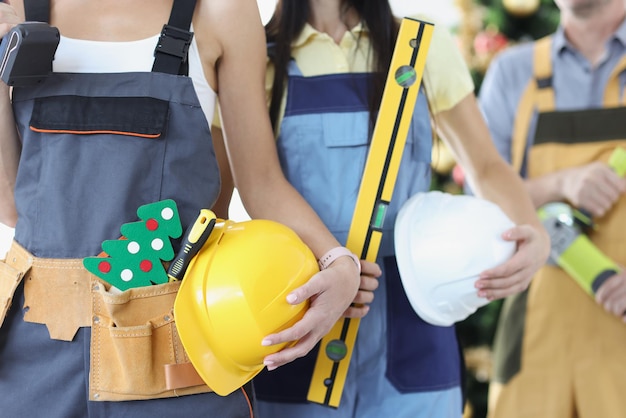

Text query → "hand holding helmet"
[394,191,517,326]
[174,217,320,396]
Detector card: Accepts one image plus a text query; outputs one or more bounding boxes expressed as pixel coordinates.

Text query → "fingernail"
[286,294,298,304]
[475,281,484,289]
[263,359,274,367]
[266,365,277,371]
[477,291,487,298]
[261,339,272,346]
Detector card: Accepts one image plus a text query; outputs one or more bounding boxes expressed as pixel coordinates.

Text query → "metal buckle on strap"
[536,76,553,89]
[154,24,193,62]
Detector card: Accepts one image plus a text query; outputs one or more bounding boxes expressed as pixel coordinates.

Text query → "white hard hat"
[394,191,516,326]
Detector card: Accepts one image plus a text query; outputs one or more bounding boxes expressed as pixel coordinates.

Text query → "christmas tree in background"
[457,0,560,90]
[83,199,183,291]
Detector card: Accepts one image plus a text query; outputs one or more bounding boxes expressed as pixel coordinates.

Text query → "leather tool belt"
[0,241,211,401]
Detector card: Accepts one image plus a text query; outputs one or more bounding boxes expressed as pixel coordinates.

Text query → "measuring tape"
[306,17,434,407]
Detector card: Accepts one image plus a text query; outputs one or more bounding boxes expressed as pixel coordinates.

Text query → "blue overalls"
[255,61,464,417]
[0,1,253,417]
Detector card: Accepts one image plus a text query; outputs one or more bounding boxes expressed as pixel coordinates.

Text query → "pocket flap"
[322,112,369,147]
[30,95,169,138]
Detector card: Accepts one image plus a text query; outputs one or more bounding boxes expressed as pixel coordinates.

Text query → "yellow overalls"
[493,37,626,418]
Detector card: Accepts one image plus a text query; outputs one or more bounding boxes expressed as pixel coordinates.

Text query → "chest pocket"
[13,81,172,257]
[278,98,431,243]
[12,70,221,258]
[278,111,369,238]
[277,67,432,241]
[30,95,169,138]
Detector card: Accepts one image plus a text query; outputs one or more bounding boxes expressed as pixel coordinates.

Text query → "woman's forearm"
[0,84,19,227]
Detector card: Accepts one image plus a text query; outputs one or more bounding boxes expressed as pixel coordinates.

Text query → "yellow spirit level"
[306,17,434,407]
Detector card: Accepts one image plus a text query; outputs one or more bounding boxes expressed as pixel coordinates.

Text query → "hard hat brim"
[173,218,318,396]
[174,273,264,396]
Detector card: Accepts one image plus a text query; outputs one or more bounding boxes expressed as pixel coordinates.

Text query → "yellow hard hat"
[174,217,319,396]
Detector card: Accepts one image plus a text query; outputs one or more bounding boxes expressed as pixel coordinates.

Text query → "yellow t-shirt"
[265,15,474,130]
[214,15,474,129]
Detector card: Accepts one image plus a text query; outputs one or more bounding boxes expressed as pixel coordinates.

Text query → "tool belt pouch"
[90,280,211,401]
[0,261,21,326]
[0,243,32,328]
[0,241,92,340]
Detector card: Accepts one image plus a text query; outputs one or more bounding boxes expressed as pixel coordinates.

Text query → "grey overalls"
[0,0,253,416]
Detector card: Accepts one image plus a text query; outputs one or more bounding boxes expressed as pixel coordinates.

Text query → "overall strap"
[604,54,626,106]
[24,0,50,22]
[23,0,197,76]
[510,36,554,172]
[533,36,555,111]
[152,0,198,75]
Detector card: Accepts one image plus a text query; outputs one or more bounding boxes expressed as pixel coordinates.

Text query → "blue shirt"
[479,19,626,176]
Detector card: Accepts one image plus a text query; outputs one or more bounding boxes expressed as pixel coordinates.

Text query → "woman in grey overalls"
[0,0,363,416]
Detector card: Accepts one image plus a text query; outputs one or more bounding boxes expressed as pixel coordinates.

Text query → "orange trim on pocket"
[30,126,162,139]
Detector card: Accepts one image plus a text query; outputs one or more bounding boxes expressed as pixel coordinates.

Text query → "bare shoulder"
[194,0,265,51]
[196,0,263,31]
[193,0,267,91]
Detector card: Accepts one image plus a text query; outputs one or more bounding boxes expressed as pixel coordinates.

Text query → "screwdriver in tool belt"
[167,209,216,282]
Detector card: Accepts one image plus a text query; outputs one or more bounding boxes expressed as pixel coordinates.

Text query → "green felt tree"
[83,199,183,291]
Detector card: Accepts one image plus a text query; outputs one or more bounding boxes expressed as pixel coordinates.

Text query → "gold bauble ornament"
[503,0,540,17]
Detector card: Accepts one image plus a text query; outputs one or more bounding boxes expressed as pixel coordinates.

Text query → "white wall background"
[0,0,460,257]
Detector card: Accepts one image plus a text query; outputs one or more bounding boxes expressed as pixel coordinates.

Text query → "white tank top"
[52,27,216,120]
